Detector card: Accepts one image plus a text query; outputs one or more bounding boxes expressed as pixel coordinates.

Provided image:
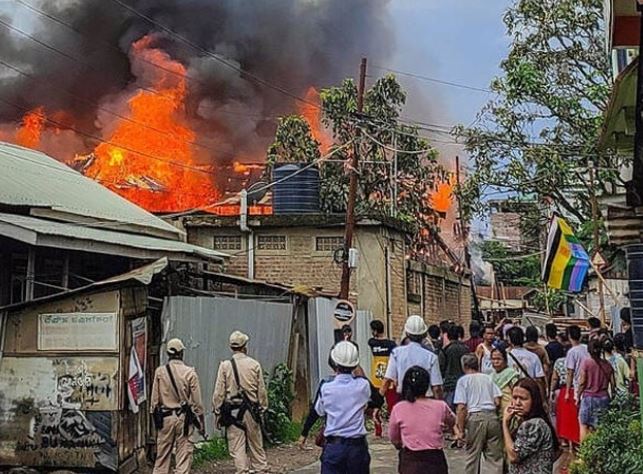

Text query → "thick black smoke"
[0,0,393,167]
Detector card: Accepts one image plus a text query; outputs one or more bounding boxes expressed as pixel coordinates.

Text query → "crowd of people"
[305,309,636,474]
[147,310,636,474]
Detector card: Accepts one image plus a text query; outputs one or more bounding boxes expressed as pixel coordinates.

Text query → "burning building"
[0,0,394,212]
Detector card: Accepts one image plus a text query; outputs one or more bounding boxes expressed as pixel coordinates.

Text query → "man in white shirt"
[454,353,503,474]
[380,315,443,401]
[506,326,546,401]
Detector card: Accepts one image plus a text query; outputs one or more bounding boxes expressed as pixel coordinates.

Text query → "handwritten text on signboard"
[38,313,118,351]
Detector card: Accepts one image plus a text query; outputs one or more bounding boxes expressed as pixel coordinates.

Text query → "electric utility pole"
[339,57,367,300]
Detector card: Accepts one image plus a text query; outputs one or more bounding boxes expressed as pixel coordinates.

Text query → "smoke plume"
[0,0,393,166]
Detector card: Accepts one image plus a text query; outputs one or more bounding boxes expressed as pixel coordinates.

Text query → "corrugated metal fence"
[160,296,293,433]
[307,297,373,397]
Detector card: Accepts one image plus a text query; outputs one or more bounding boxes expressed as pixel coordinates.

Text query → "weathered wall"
[0,290,121,470]
[490,211,523,251]
[0,287,149,472]
[405,261,472,338]
[186,223,471,342]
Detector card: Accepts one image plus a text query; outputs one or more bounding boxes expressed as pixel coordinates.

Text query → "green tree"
[477,240,567,312]
[455,0,621,226]
[477,240,541,286]
[267,75,443,235]
[266,116,320,170]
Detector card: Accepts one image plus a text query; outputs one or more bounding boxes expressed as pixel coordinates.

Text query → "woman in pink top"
[577,339,615,441]
[389,365,455,474]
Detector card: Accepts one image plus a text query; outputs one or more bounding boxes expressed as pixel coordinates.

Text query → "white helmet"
[405,315,428,336]
[330,341,360,368]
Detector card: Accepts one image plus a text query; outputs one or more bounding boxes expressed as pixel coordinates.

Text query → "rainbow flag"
[542,216,589,292]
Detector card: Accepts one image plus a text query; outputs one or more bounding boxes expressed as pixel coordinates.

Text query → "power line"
[370,65,493,93]
[109,0,321,110]
[0,58,238,159]
[0,16,178,103]
[360,127,433,155]
[0,96,217,176]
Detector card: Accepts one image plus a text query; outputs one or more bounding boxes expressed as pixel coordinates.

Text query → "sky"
[388,0,513,236]
[388,0,511,128]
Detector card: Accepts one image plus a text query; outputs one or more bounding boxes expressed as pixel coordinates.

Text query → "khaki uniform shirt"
[150,359,205,416]
[212,352,268,413]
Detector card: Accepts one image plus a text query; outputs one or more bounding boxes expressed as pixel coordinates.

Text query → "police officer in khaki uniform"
[212,331,269,474]
[150,338,205,474]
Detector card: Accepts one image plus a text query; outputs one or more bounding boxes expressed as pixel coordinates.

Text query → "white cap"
[404,315,428,336]
[330,341,359,368]
[166,338,185,355]
[229,330,249,348]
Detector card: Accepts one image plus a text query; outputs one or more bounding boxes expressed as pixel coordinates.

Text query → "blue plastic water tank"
[272,163,320,214]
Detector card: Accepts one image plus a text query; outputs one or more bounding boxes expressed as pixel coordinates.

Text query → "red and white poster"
[127,317,147,412]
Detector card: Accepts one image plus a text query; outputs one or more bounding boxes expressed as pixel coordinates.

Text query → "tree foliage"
[571,396,643,474]
[267,75,443,235]
[266,115,321,170]
[477,240,567,312]
[478,240,541,286]
[455,0,620,227]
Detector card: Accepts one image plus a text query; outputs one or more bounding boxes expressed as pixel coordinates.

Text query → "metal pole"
[589,164,606,324]
[340,57,367,299]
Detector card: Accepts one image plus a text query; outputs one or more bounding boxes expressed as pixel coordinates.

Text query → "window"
[257,235,286,250]
[213,235,242,251]
[316,236,344,252]
[407,270,422,301]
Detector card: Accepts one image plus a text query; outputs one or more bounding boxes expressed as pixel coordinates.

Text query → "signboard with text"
[38,313,118,351]
[332,300,355,327]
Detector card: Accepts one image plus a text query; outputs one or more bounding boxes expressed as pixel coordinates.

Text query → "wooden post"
[340,57,367,299]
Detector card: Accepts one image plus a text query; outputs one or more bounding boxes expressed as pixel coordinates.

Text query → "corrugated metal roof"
[0,142,182,239]
[0,213,226,262]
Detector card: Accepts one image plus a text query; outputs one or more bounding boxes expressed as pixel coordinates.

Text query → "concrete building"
[0,142,226,306]
[488,199,540,252]
[180,213,472,339]
[601,1,643,348]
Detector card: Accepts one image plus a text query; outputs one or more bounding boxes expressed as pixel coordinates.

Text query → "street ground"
[194,435,573,473]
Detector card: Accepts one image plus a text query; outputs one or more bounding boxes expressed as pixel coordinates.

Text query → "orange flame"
[299,87,332,153]
[84,35,218,212]
[16,107,45,149]
[430,177,454,214]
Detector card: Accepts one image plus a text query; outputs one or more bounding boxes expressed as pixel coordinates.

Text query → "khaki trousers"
[227,411,269,474]
[153,414,194,474]
[464,411,503,474]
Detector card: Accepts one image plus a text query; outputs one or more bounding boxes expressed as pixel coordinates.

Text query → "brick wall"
[188,225,354,294]
[405,261,472,335]
[185,222,472,342]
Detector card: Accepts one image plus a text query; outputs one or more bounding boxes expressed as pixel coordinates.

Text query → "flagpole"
[588,258,620,317]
